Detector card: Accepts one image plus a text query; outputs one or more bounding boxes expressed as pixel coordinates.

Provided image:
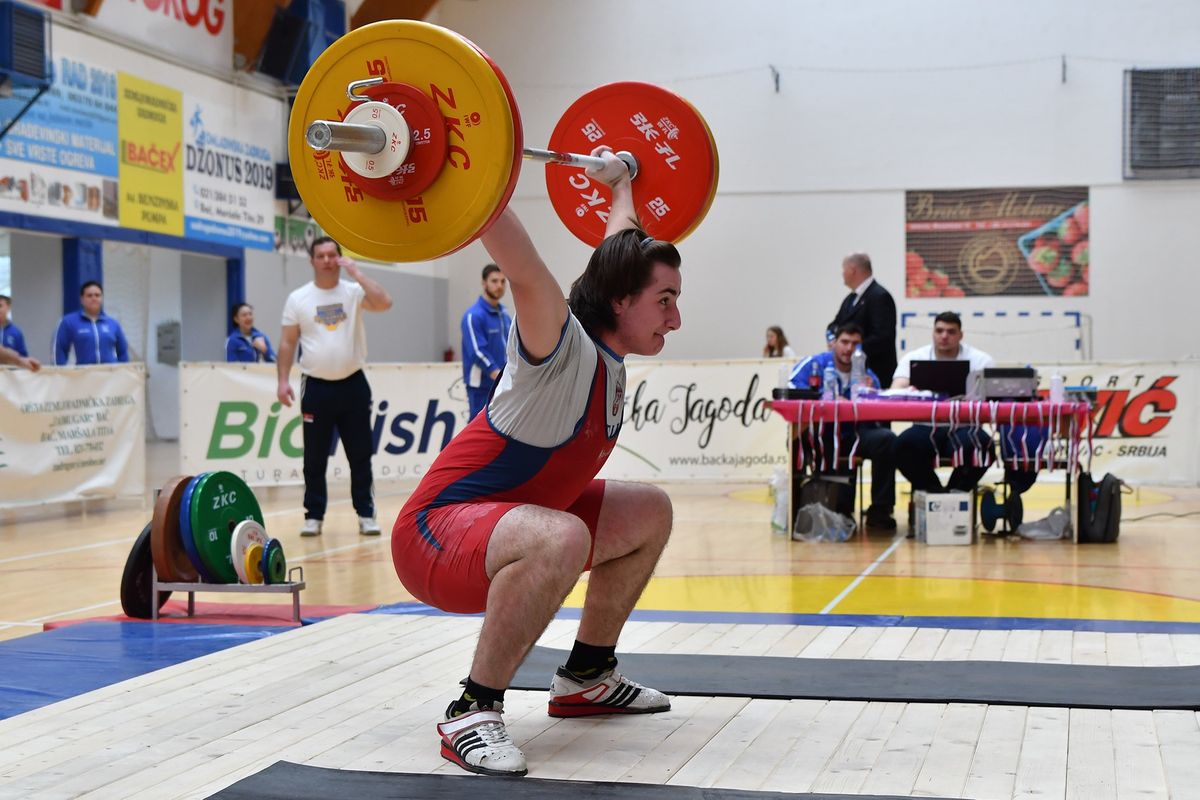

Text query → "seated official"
[789,323,897,529]
[226,303,276,363]
[892,311,1038,507]
[891,311,994,495]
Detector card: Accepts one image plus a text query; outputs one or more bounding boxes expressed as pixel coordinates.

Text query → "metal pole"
[524,147,639,180]
[305,120,387,154]
[305,120,638,178]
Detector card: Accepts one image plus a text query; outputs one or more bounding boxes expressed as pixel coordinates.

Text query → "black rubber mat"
[206,761,929,799]
[509,646,1200,710]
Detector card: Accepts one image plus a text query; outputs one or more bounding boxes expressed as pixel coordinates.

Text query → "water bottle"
[822,365,837,400]
[1049,372,1065,403]
[850,346,867,399]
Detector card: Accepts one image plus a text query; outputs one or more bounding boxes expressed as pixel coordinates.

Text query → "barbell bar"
[306,117,640,180]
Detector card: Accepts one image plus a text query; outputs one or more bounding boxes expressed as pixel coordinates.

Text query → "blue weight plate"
[178,472,217,583]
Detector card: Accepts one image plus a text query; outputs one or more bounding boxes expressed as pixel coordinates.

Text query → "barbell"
[287,20,719,262]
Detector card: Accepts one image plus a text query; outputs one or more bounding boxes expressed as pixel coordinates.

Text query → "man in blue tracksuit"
[0,294,28,357]
[460,263,512,419]
[789,322,897,529]
[54,281,129,365]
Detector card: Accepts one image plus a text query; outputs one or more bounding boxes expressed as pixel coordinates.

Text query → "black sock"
[450,677,505,716]
[564,640,617,679]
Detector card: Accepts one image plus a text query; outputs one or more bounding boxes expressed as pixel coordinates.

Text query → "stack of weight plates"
[120,473,290,619]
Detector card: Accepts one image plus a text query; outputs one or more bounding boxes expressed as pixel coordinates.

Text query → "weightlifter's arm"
[480,208,566,363]
[275,324,300,406]
[591,146,638,239]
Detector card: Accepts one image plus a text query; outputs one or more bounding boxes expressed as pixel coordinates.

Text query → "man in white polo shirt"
[891,311,995,499]
[276,236,393,537]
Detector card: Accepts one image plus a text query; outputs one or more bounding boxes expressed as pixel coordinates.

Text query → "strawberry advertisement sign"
[905,187,1089,297]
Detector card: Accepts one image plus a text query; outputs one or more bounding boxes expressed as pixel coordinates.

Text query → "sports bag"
[1076,472,1123,543]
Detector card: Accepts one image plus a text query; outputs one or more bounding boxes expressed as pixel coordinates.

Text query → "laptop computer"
[909,360,971,398]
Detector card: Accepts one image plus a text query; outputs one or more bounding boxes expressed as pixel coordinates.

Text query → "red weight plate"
[151,474,198,583]
[546,82,718,247]
[341,82,449,202]
[676,95,720,242]
[437,32,524,258]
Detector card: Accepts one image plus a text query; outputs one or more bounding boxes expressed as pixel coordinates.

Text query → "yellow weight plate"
[244,542,264,584]
[677,96,719,242]
[288,21,518,262]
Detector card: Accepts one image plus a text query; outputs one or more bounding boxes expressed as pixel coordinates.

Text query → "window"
[1125,68,1200,179]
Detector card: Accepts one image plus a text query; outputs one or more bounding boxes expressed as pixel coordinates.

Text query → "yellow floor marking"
[565,573,1200,622]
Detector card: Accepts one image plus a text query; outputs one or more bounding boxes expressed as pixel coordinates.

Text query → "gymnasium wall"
[430,0,1200,364]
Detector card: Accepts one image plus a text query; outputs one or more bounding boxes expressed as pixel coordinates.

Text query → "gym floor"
[3,441,1199,641]
[3,442,1200,797]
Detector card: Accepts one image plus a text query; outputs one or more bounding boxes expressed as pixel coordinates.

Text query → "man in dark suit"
[826,252,897,388]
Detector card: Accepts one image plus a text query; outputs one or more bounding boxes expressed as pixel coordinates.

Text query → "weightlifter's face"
[310,241,341,280]
[611,262,681,357]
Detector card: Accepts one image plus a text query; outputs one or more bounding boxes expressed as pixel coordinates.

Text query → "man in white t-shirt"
[276,237,393,537]
[892,311,995,499]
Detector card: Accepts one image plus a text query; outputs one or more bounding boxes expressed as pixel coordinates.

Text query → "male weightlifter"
[391,147,682,777]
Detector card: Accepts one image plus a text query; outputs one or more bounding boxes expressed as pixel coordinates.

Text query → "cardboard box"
[913,491,975,545]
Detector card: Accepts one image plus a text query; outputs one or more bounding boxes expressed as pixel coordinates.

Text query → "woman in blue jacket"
[225,302,276,363]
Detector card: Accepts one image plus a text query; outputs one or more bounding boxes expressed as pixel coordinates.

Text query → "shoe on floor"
[437,702,527,777]
[865,506,897,530]
[300,518,322,537]
[358,516,381,536]
[548,666,671,717]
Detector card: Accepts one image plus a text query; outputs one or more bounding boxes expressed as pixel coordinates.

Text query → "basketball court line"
[0,495,372,567]
[818,537,904,614]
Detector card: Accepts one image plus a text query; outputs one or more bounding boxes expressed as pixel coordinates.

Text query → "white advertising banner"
[181,363,468,486]
[0,365,146,507]
[183,95,277,250]
[88,0,233,73]
[179,360,791,487]
[602,359,789,480]
[179,360,1200,489]
[1047,361,1199,485]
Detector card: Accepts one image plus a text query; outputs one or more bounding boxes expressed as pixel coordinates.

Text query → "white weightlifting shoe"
[358,516,381,536]
[300,518,322,537]
[548,666,671,717]
[437,702,527,777]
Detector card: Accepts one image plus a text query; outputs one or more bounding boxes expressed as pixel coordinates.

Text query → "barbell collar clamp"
[347,76,384,101]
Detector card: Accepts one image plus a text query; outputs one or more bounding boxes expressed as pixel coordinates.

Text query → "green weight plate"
[263,538,287,585]
[188,471,264,583]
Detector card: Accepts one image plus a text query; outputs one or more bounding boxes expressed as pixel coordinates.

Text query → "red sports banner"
[905,187,1089,297]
